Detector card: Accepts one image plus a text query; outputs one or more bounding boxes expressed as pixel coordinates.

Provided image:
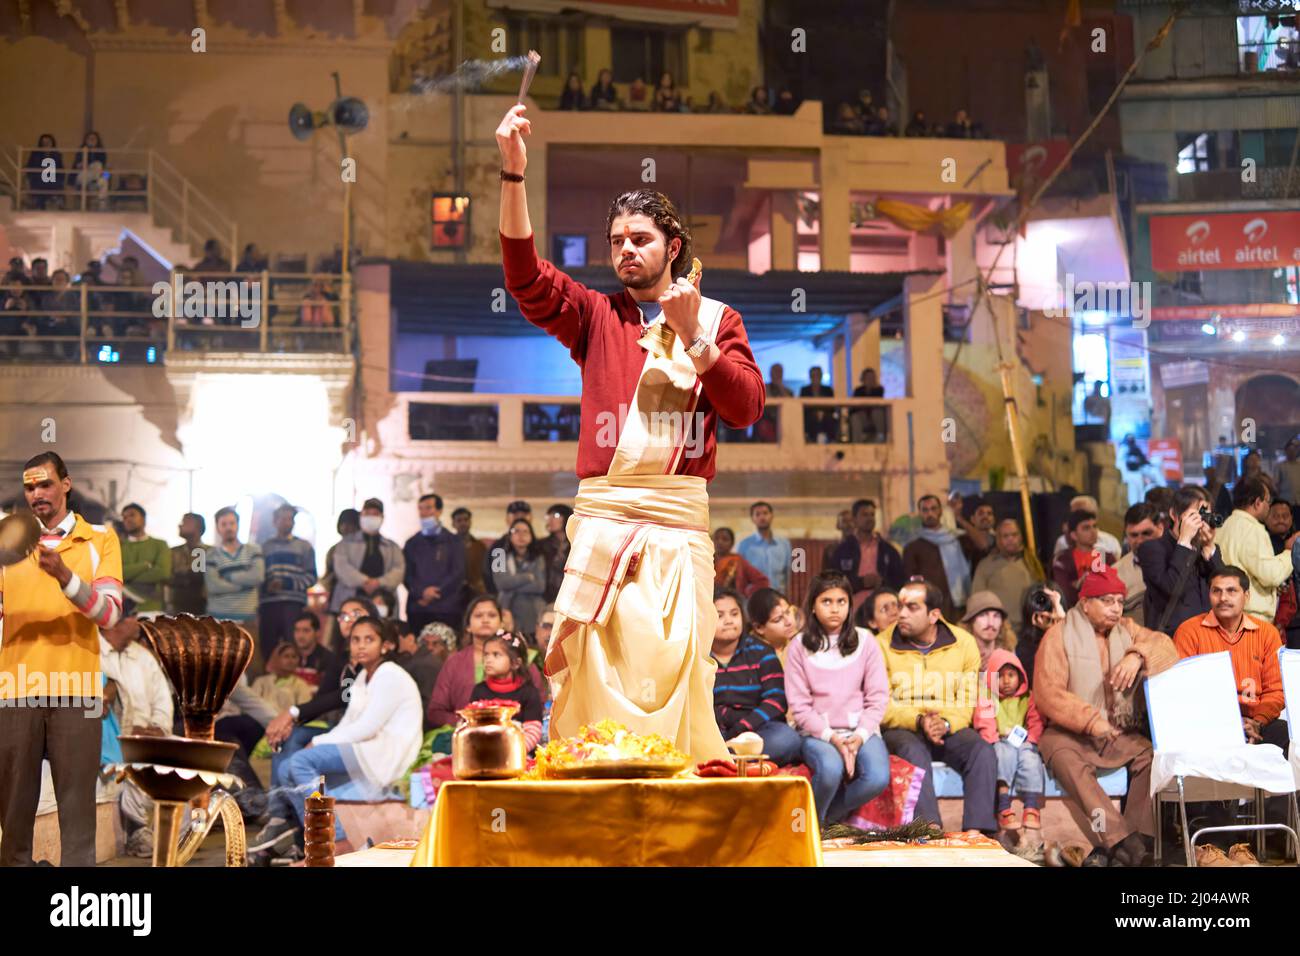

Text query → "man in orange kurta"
[1172,566,1287,754]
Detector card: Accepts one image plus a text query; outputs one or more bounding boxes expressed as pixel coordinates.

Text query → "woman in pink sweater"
[785,571,892,825]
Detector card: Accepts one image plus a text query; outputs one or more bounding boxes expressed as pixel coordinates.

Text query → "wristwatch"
[685,333,710,359]
[289,705,300,721]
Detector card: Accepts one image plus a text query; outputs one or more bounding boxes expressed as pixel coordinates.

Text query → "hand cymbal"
[0,511,41,566]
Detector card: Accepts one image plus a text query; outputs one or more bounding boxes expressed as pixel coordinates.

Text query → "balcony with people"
[0,250,351,364]
[1,141,355,364]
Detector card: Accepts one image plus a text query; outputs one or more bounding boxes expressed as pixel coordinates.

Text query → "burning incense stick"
[517,50,541,103]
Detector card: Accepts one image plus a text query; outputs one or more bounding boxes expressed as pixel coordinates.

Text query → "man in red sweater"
[495,104,765,761]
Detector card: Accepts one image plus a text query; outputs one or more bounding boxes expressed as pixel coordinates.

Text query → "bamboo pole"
[964,6,1179,572]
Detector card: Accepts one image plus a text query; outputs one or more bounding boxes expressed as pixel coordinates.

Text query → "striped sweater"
[204,542,264,620]
[259,535,317,605]
[709,633,788,733]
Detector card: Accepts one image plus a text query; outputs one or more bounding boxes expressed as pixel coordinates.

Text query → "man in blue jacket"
[829,498,904,597]
[404,493,466,633]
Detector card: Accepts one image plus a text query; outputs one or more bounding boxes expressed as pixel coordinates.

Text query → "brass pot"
[452,704,527,780]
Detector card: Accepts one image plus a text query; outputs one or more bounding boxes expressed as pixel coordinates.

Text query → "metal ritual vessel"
[109,615,254,866]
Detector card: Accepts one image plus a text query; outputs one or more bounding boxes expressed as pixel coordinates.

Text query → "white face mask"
[360,515,382,534]
[374,604,389,619]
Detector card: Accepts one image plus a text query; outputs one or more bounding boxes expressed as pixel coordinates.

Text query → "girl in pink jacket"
[785,571,892,825]
[973,648,1045,835]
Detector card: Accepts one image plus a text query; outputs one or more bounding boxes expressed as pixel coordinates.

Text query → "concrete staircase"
[0,203,199,277]
[0,144,235,278]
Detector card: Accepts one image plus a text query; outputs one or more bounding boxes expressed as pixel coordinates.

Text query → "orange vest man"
[0,452,123,866]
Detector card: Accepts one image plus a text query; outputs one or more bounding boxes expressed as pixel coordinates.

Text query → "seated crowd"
[94,462,1299,864]
[549,67,800,116]
[828,90,986,139]
[1,244,345,358]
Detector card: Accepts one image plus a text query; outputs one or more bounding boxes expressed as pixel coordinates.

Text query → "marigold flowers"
[525,719,688,779]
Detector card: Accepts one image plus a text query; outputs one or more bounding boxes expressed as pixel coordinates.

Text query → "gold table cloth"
[409,776,822,867]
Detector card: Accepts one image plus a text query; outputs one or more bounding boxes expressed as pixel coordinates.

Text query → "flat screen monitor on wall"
[552,234,588,269]
[421,359,478,392]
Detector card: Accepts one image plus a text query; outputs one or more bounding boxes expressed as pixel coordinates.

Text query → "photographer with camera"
[1016,582,1065,689]
[1137,486,1225,636]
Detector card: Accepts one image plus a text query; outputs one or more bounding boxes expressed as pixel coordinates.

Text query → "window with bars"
[503,15,584,77]
[1176,132,1213,173]
[610,25,687,86]
[1236,13,1300,72]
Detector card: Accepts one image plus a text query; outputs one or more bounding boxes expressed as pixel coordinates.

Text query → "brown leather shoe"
[1194,844,1240,867]
[1060,844,1089,867]
[1227,843,1261,866]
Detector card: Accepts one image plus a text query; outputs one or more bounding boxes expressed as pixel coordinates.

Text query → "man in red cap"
[1033,565,1177,866]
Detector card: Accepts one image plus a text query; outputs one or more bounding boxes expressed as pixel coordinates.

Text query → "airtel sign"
[1150,211,1300,271]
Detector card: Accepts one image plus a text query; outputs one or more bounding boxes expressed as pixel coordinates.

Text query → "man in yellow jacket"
[877,579,996,833]
[1216,475,1296,623]
[0,452,123,866]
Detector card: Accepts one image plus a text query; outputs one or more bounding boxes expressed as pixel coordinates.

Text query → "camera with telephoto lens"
[1027,588,1056,614]
[1199,507,1226,528]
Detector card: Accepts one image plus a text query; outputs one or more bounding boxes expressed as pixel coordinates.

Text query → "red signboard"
[1151,302,1300,321]
[1150,211,1300,272]
[1006,140,1071,194]
[1147,438,1183,483]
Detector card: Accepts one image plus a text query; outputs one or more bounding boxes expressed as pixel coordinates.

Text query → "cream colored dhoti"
[545,296,731,763]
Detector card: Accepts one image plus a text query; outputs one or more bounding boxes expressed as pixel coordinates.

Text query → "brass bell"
[636,257,702,359]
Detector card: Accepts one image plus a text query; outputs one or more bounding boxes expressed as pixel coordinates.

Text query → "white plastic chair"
[1147,651,1299,866]
[1279,648,1300,791]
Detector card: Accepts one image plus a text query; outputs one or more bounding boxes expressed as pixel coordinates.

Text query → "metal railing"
[8,146,238,265]
[1176,165,1300,201]
[404,396,894,447]
[0,270,350,363]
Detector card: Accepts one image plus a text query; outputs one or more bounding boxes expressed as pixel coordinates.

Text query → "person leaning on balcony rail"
[45,269,80,360]
[864,105,897,137]
[849,366,885,441]
[72,131,110,208]
[744,86,772,115]
[773,88,799,116]
[943,108,984,139]
[589,68,619,111]
[558,71,587,111]
[191,238,231,273]
[654,71,685,112]
[905,110,930,137]
[237,243,269,272]
[298,278,337,328]
[26,133,65,209]
[626,77,651,111]
[799,365,837,443]
[700,91,730,114]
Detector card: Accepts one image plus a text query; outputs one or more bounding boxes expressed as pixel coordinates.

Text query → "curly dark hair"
[604,189,694,280]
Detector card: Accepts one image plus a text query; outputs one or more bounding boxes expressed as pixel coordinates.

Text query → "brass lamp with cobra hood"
[110,615,254,866]
[636,257,702,359]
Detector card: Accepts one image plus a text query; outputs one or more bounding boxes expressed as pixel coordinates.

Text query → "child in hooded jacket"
[974,648,1045,837]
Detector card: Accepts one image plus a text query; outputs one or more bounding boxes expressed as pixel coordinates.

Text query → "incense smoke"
[408,55,533,96]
